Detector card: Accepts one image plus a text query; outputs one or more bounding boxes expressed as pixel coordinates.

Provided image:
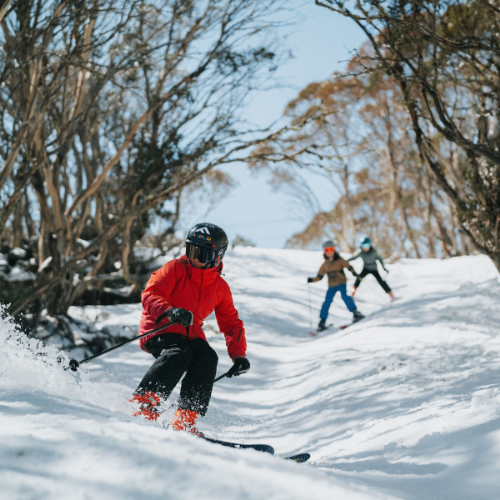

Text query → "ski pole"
[307,283,313,327]
[214,371,231,382]
[66,322,237,383]
[65,320,182,372]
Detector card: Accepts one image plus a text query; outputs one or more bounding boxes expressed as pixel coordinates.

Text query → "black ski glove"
[155,307,193,327]
[227,356,250,377]
[307,277,314,283]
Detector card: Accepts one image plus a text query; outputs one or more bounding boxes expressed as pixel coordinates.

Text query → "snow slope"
[1,248,500,500]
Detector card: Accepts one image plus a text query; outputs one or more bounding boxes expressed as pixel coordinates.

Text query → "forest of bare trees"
[0,0,289,340]
[251,0,500,270]
[312,0,500,267]
[251,57,472,260]
[1,0,499,348]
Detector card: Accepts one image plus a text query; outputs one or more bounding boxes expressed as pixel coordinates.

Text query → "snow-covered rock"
[8,247,27,262]
[5,264,35,282]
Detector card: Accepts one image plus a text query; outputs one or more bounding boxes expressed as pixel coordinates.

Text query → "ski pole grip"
[69,359,80,372]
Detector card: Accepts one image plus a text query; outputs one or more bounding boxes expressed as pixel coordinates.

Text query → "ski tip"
[286,453,310,463]
[254,444,275,454]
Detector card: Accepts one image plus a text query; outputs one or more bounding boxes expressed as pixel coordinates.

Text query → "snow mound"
[2,249,500,499]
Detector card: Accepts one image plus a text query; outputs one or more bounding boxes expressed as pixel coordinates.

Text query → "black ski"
[201,436,310,463]
[201,436,274,454]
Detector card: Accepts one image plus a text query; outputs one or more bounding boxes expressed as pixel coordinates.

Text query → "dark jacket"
[313,252,355,287]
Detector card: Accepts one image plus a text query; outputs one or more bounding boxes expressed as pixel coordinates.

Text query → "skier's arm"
[375,249,388,272]
[214,281,247,361]
[347,249,362,262]
[340,258,358,277]
[348,265,358,277]
[308,274,323,283]
[141,262,179,322]
[308,263,326,283]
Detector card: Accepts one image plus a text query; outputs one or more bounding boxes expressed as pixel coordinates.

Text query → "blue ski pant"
[320,284,356,319]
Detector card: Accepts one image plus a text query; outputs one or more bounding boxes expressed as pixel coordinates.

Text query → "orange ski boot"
[129,391,161,421]
[170,409,204,436]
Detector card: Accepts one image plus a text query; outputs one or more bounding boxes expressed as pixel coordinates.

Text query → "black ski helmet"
[185,222,228,269]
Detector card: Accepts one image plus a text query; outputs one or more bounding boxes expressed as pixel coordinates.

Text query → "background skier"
[130,222,250,435]
[348,237,394,299]
[307,240,364,331]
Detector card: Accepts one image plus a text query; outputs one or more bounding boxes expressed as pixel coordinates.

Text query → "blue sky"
[196,1,366,248]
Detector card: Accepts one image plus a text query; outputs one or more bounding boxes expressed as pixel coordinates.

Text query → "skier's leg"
[339,284,356,312]
[177,338,218,416]
[135,333,192,399]
[319,286,337,320]
[340,284,364,322]
[371,270,391,293]
[354,268,369,288]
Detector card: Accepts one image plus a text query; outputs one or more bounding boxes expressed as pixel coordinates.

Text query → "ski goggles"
[323,246,335,252]
[186,242,218,267]
[361,243,371,249]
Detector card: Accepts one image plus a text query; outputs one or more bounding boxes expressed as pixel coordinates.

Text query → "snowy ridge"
[1,248,500,499]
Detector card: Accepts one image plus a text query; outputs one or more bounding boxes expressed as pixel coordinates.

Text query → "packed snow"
[1,248,500,499]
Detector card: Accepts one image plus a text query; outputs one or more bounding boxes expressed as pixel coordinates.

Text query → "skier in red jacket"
[130,223,250,435]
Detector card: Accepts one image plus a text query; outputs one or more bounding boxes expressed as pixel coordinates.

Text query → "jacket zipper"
[192,271,203,340]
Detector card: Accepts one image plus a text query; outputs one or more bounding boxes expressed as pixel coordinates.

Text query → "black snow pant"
[136,333,218,416]
[354,268,391,293]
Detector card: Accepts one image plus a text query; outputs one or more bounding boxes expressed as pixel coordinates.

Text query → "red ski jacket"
[139,255,246,361]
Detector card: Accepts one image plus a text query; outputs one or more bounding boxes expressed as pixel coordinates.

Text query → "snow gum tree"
[0,0,288,334]
[252,63,473,259]
[315,0,500,270]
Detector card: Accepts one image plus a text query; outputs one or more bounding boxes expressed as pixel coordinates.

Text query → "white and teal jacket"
[348,247,387,272]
